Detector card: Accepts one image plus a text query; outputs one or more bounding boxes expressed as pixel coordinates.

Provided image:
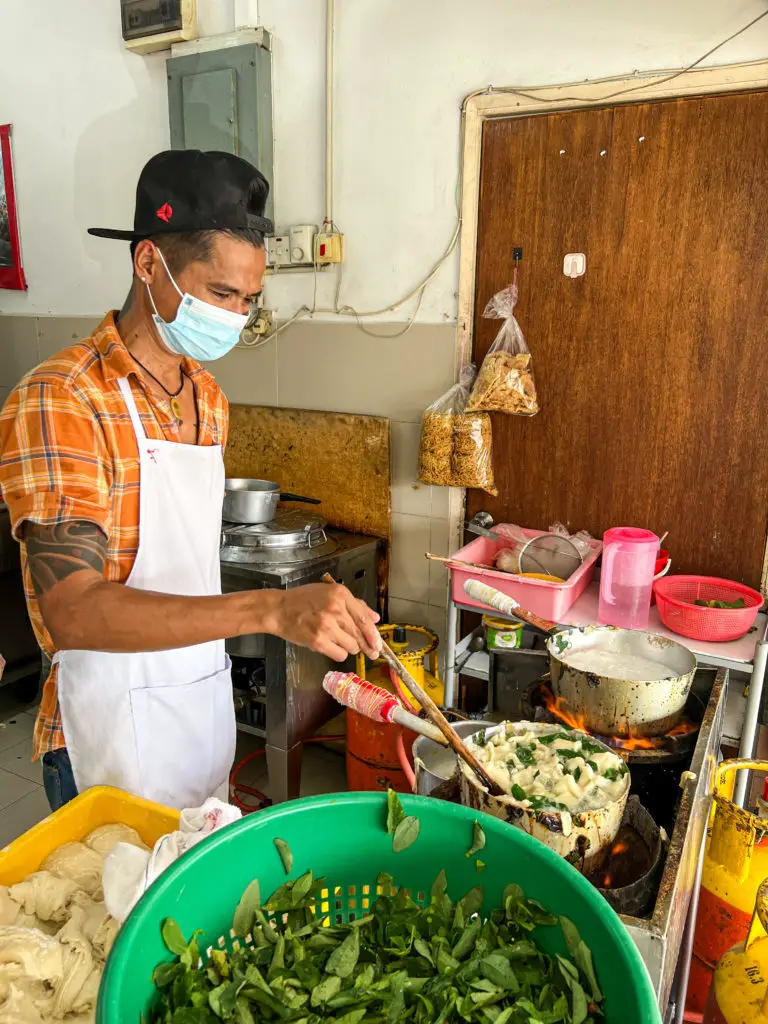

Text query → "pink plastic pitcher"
[598,527,659,630]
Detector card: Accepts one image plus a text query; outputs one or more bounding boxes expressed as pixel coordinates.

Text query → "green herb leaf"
[481,952,520,991]
[602,763,629,781]
[560,916,603,1002]
[273,838,293,874]
[392,815,420,852]
[310,974,342,1006]
[511,783,527,801]
[161,918,188,957]
[466,819,487,858]
[232,879,261,939]
[325,927,360,978]
[386,788,406,834]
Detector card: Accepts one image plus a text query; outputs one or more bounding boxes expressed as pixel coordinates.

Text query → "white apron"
[56,377,236,810]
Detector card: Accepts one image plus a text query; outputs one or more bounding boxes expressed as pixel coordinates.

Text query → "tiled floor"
[0,694,50,848]
[0,695,348,848]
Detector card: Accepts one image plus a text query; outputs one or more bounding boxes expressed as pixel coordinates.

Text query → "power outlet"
[289,225,317,265]
[315,232,345,265]
[266,234,291,267]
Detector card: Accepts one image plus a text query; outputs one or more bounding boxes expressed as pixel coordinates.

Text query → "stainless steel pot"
[223,479,320,524]
[546,626,696,738]
[413,720,495,795]
[459,721,630,874]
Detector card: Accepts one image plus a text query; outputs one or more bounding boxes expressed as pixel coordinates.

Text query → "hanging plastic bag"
[418,364,497,495]
[549,522,594,559]
[467,272,539,416]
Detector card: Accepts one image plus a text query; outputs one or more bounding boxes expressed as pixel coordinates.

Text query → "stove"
[220,512,380,805]
[486,645,728,1015]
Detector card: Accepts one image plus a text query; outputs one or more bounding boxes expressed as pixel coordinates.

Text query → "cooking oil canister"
[687,760,768,1015]
[704,878,768,1023]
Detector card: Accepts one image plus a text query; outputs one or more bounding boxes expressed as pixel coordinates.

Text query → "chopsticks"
[321,573,505,797]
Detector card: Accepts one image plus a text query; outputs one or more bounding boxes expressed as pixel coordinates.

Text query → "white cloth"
[56,376,236,810]
[102,797,242,923]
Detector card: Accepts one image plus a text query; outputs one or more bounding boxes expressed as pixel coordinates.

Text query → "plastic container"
[654,576,763,643]
[97,792,660,1024]
[482,614,524,649]
[450,527,602,619]
[598,527,658,630]
[0,785,179,886]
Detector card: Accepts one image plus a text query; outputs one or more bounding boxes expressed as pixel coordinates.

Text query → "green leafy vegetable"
[511,783,528,801]
[602,763,629,781]
[273,838,293,874]
[512,742,537,767]
[466,819,486,858]
[392,815,420,852]
[232,879,261,939]
[150,870,604,1024]
[695,597,745,609]
[386,788,406,834]
[538,731,576,744]
[161,918,188,957]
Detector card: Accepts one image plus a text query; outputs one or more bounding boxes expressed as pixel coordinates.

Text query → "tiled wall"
[0,314,461,647]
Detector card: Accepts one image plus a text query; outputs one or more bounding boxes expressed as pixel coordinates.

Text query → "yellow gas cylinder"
[345,624,443,793]
[704,878,768,1023]
[687,760,768,1015]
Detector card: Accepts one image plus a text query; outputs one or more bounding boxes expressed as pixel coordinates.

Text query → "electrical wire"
[461,7,768,110]
[253,6,768,343]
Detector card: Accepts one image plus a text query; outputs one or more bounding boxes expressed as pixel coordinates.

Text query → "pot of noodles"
[547,626,697,738]
[459,721,630,873]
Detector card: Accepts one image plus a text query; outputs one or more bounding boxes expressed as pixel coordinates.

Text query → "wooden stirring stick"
[321,573,505,796]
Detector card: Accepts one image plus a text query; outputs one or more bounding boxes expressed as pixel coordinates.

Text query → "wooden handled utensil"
[463,578,561,634]
[426,553,496,571]
[321,573,506,797]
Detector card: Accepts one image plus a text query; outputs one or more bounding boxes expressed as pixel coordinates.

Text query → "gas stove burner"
[528,683,702,766]
[220,511,338,565]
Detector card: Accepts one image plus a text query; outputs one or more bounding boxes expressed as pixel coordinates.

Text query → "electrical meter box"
[121,0,197,54]
[166,43,274,223]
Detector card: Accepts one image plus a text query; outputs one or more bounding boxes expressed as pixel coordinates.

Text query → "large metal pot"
[223,479,320,524]
[413,720,495,795]
[459,721,630,874]
[546,626,696,738]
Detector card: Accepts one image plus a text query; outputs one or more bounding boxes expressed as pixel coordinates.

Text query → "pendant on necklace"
[170,397,183,425]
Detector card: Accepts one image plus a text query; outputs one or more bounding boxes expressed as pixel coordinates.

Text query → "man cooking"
[0,149,382,813]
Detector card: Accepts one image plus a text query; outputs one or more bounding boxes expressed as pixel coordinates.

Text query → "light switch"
[289,225,317,265]
[563,253,586,278]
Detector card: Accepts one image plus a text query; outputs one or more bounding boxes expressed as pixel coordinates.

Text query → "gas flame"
[599,839,631,887]
[541,689,698,751]
[540,692,590,732]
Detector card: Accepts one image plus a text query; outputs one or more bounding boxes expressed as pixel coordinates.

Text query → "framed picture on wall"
[0,125,26,290]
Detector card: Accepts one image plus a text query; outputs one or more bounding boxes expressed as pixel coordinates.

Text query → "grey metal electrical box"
[167,43,274,221]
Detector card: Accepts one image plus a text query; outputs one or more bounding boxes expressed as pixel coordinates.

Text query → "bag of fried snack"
[418,364,497,495]
[467,271,539,416]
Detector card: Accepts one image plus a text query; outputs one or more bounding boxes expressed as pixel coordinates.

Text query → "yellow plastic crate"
[0,785,179,886]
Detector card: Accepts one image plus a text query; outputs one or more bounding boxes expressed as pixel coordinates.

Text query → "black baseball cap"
[88,149,273,241]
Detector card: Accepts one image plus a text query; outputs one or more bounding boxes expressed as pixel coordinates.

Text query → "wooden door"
[468,91,768,587]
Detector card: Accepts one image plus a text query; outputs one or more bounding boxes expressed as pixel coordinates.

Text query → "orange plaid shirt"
[0,312,229,760]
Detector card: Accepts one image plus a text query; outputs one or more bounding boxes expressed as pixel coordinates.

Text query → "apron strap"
[117,378,147,441]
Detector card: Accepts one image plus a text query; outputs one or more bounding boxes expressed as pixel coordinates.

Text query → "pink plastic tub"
[450,528,602,620]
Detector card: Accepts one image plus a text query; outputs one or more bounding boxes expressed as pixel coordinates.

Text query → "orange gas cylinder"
[687,760,768,1015]
[703,879,768,1023]
[345,624,442,794]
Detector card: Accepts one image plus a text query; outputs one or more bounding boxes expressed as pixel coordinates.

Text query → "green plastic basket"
[97,793,660,1023]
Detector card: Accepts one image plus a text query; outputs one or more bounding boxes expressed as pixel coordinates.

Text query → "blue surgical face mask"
[146,248,248,361]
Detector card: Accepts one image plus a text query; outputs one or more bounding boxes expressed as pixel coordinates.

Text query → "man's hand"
[269,583,382,662]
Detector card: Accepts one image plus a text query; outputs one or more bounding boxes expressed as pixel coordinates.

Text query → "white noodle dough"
[43,845,103,899]
[84,824,147,859]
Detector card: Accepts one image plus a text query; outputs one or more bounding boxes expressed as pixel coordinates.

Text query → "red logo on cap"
[156,203,173,223]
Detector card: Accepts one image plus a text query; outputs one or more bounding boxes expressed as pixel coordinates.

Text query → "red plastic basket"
[653,575,763,642]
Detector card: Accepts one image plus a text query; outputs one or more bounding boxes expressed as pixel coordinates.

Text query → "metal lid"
[221,511,329,552]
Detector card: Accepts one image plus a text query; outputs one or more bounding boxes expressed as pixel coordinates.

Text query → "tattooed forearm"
[23,521,107,597]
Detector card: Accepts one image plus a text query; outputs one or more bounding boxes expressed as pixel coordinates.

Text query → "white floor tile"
[0,788,52,850]
[0,739,42,784]
[0,767,39,810]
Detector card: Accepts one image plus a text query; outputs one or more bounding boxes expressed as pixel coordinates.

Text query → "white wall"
[0,0,766,319]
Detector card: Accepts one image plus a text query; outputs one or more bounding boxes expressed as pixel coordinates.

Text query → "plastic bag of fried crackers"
[418,364,497,495]
[467,273,539,416]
